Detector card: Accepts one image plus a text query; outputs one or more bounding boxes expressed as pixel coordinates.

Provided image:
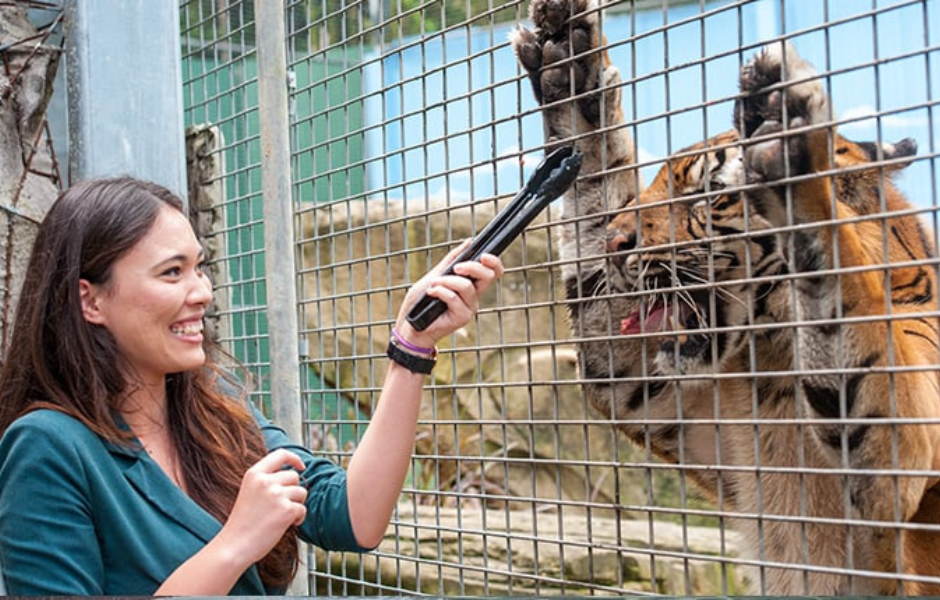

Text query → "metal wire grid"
[179,0,940,595]
[180,1,275,407]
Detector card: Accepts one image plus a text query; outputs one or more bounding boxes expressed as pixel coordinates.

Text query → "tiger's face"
[604,130,782,375]
[604,129,918,376]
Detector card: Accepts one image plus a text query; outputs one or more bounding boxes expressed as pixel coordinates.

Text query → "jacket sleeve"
[0,413,106,595]
[249,404,372,553]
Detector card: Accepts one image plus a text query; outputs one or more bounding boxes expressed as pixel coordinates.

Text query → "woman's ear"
[78,279,106,325]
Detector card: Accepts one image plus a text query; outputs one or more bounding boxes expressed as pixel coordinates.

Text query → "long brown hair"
[0,176,298,589]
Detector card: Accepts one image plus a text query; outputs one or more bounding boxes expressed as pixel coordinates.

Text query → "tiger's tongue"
[620,304,686,335]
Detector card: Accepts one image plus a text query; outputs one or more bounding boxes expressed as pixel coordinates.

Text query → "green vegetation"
[181,1,527,51]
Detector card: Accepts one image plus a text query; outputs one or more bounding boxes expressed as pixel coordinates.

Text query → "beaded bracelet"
[391,327,436,357]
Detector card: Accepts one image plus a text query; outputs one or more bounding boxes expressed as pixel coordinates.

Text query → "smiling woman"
[78,204,213,386]
[0,176,503,595]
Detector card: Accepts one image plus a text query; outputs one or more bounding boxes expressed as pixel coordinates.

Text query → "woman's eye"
[163,267,182,277]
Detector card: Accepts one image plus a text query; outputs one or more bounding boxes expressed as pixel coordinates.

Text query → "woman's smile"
[170,317,205,339]
[80,206,213,384]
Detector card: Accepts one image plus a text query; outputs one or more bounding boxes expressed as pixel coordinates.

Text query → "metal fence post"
[254,0,301,433]
[64,0,186,197]
[253,2,306,592]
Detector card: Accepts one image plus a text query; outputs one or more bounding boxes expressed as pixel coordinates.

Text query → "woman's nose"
[189,272,214,306]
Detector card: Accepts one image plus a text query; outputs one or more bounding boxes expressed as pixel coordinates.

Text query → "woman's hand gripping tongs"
[406,145,583,331]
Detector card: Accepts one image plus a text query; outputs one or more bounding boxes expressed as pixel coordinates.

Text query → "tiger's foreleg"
[510,0,717,473]
[740,42,940,593]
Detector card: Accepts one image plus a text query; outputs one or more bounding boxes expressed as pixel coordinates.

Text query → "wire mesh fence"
[180,0,940,595]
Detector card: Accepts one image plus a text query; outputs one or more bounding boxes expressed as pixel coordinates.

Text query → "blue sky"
[364,0,939,211]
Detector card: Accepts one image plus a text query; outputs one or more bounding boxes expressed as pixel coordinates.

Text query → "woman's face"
[79,206,214,385]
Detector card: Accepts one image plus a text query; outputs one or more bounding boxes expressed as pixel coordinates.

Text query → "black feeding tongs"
[406,145,583,331]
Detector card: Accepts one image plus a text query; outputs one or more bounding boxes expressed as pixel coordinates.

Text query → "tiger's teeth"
[668,312,687,332]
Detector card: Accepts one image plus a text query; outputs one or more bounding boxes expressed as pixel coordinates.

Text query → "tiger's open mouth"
[620,298,711,358]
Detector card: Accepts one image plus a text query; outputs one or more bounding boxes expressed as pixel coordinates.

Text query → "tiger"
[510,0,940,594]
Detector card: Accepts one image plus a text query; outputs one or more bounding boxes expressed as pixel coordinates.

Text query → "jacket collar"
[105,416,266,594]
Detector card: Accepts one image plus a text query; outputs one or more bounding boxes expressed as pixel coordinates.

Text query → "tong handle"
[406,147,582,331]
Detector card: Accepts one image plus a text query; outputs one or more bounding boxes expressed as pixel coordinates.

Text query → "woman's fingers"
[217,450,310,563]
[395,245,504,346]
[284,483,308,525]
[251,448,305,474]
[252,449,307,499]
[242,451,308,514]
[419,254,502,333]
[433,238,473,272]
[453,253,503,293]
[436,253,502,305]
[429,274,478,314]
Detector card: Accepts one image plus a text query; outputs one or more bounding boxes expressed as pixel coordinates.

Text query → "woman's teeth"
[170,321,203,335]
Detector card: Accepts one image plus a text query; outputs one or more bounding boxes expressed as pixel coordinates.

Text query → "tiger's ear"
[855,137,917,168]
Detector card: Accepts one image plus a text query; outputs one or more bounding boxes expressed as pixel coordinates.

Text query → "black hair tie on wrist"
[386,341,436,375]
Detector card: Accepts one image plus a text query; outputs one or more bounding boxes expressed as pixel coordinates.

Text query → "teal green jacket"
[0,407,370,595]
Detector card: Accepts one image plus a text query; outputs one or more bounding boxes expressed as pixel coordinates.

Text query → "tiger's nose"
[606,230,637,271]
[607,207,638,248]
[606,208,639,269]
[606,231,636,254]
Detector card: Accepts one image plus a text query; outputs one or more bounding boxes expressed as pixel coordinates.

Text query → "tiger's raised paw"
[737,41,829,140]
[737,42,832,206]
[738,41,830,182]
[510,0,618,130]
